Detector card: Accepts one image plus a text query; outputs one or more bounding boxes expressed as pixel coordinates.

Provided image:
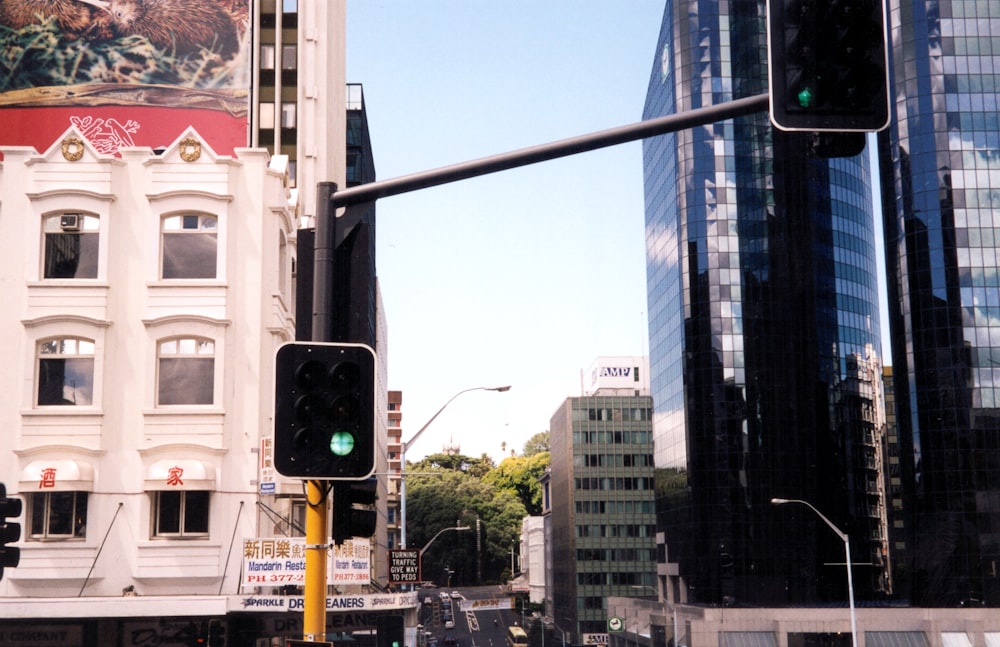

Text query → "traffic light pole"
[300,182,339,644]
[329,94,769,209]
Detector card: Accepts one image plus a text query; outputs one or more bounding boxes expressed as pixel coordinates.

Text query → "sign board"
[459,597,515,611]
[607,617,624,632]
[388,549,420,584]
[585,634,610,645]
[242,538,371,590]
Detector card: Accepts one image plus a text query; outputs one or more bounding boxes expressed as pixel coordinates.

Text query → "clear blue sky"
[346,2,665,462]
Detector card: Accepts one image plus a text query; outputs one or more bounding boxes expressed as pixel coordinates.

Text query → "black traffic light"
[376,614,405,647]
[767,0,890,132]
[274,342,377,480]
[333,477,378,545]
[207,619,225,647]
[0,483,22,581]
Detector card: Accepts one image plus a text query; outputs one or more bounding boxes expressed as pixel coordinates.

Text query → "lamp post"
[771,498,858,647]
[400,385,511,549]
[420,525,471,583]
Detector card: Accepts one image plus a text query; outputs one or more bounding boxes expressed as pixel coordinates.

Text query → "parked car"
[450,590,461,599]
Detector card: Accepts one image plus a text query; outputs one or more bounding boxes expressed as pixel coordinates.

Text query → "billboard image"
[0,0,250,155]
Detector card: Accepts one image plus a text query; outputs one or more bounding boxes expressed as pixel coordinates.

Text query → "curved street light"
[400,385,511,548]
[420,525,471,585]
[771,498,857,647]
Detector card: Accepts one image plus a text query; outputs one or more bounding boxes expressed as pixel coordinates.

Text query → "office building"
[643,0,889,608]
[0,1,415,644]
[879,0,1000,607]
[548,357,656,643]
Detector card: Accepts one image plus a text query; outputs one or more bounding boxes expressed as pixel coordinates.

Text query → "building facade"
[643,0,889,608]
[548,359,656,643]
[879,0,1000,607]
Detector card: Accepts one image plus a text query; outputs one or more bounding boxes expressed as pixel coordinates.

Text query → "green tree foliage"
[522,431,550,457]
[483,452,550,515]
[406,455,525,586]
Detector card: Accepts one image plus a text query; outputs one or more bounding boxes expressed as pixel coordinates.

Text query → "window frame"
[36,336,96,407]
[151,490,210,538]
[160,213,219,280]
[28,490,88,540]
[41,213,100,280]
[156,336,216,406]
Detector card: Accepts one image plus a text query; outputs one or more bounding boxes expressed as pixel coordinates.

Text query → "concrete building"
[0,2,417,645]
[548,357,656,644]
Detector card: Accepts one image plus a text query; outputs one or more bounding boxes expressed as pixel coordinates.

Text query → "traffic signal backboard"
[274,342,377,480]
[767,0,890,132]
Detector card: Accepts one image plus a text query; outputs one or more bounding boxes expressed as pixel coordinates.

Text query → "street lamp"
[420,525,471,584]
[771,498,858,647]
[400,385,511,548]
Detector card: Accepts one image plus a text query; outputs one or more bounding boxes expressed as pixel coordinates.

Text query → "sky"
[346,2,666,463]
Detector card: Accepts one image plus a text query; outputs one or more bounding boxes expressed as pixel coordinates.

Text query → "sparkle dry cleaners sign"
[232,592,419,613]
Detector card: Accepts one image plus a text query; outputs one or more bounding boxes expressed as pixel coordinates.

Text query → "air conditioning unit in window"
[60,214,81,231]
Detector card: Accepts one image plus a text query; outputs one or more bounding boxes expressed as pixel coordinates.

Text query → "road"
[419,585,525,647]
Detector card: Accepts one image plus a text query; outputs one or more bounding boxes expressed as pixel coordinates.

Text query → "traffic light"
[767,0,890,132]
[376,614,405,647]
[208,619,226,647]
[0,483,22,581]
[274,342,377,479]
[333,477,378,545]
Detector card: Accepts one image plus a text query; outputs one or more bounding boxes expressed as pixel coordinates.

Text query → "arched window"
[37,337,95,406]
[42,213,99,279]
[161,214,218,279]
[157,336,215,405]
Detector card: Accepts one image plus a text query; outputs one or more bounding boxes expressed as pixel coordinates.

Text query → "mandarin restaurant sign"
[0,0,250,156]
[243,538,372,590]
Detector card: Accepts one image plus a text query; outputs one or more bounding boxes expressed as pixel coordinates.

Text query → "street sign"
[388,549,420,584]
[607,617,624,632]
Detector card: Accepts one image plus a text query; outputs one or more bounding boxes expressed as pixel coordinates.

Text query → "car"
[444,637,458,646]
[445,619,455,629]
[450,590,461,599]
[439,591,450,599]
[424,597,433,605]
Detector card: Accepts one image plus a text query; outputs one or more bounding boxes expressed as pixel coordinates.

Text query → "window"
[43,213,99,279]
[153,490,209,537]
[157,337,215,405]
[37,337,95,405]
[161,214,217,279]
[281,45,297,70]
[28,491,88,539]
[260,44,276,70]
[281,103,297,129]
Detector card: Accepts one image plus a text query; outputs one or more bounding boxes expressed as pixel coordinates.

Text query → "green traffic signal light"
[330,430,356,456]
[797,85,815,108]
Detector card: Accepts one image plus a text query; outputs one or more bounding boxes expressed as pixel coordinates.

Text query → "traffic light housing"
[767,0,890,132]
[208,619,226,647]
[376,614,405,647]
[333,477,378,545]
[0,483,22,580]
[274,342,377,480]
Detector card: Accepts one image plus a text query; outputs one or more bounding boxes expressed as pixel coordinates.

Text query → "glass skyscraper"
[644,0,889,606]
[880,0,1000,607]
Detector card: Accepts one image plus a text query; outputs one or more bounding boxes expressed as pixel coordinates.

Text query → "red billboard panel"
[0,0,250,156]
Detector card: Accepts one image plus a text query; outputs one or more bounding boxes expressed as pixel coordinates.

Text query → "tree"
[522,431,550,456]
[483,452,550,515]
[406,461,526,585]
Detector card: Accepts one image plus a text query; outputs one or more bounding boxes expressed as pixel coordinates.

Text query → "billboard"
[0,0,250,155]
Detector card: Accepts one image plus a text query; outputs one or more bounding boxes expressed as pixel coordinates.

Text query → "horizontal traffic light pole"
[330,93,769,208]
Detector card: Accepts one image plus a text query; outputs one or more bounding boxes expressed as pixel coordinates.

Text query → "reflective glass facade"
[880,0,1000,607]
[643,1,888,605]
